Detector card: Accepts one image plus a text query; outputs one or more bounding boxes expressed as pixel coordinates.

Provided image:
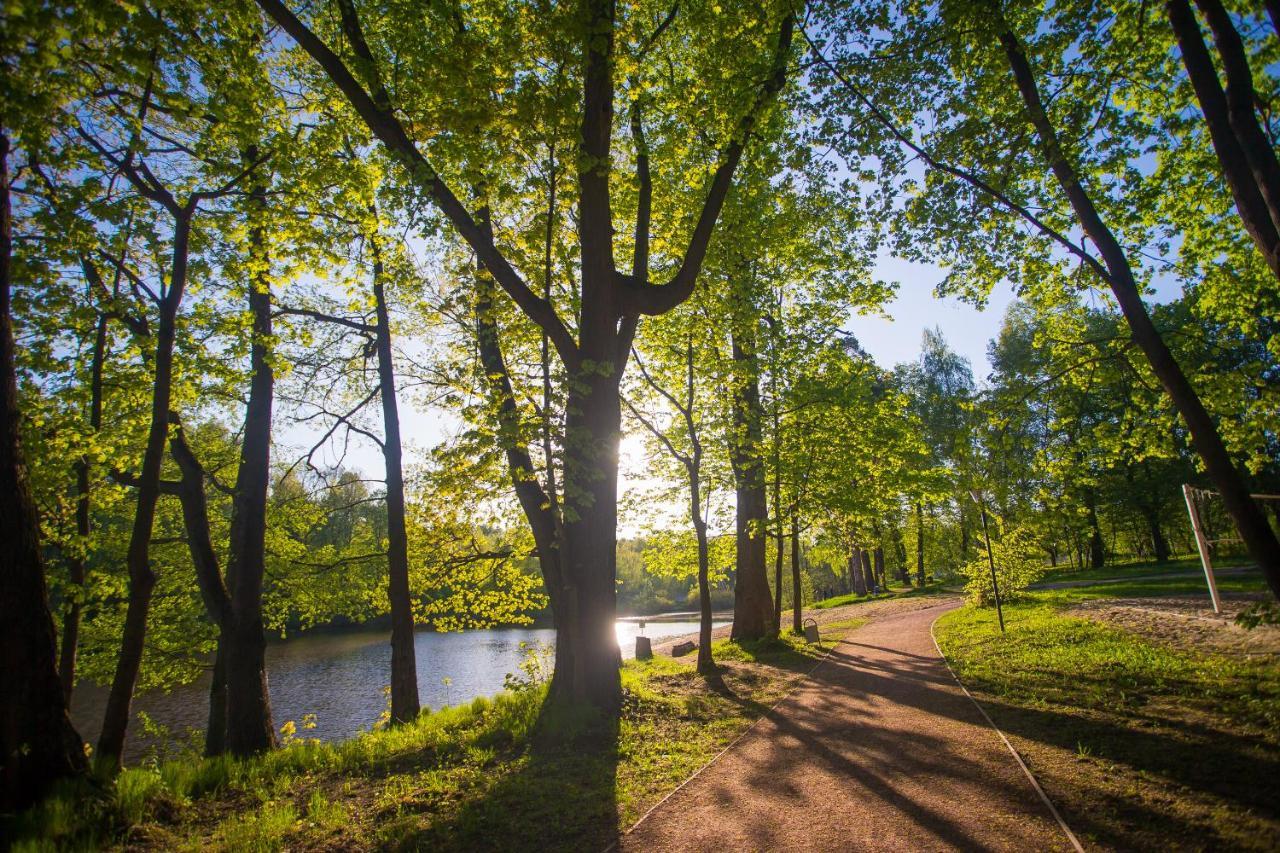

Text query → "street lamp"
[968,488,1005,634]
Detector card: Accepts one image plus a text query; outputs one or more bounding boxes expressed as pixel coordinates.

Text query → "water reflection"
[70,618,724,762]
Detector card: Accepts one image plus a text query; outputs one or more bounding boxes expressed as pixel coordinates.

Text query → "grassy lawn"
[6,621,860,852]
[934,572,1280,851]
[1036,554,1254,585]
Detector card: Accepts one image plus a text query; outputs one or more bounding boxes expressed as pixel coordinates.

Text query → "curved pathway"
[618,601,1076,852]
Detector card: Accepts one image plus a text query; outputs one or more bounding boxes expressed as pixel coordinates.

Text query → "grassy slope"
[8,619,864,852]
[934,567,1280,851]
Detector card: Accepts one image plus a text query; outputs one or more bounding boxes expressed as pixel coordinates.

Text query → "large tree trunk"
[729,319,774,640]
[861,548,876,594]
[1177,0,1280,247]
[60,312,108,705]
[874,546,887,590]
[851,546,867,596]
[221,193,276,757]
[0,131,87,811]
[997,18,1280,601]
[98,212,191,766]
[790,513,803,634]
[554,370,623,707]
[372,240,420,725]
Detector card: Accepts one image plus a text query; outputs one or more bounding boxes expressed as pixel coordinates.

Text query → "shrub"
[961,521,1046,606]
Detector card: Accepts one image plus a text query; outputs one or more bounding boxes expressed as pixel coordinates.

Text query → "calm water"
[70,618,725,762]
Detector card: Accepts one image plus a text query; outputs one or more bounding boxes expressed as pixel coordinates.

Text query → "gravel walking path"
[617,601,1076,852]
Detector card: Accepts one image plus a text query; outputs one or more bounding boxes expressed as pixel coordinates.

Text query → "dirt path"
[617,601,1077,852]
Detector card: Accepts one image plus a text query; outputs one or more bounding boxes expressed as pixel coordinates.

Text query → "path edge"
[602,626,853,852]
[928,612,1086,853]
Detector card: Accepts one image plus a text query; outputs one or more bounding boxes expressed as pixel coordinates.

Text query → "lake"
[69,617,726,762]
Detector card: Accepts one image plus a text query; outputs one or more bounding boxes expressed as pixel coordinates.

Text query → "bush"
[961,522,1046,606]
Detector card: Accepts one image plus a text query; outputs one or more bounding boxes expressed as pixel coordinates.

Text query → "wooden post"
[1183,484,1223,613]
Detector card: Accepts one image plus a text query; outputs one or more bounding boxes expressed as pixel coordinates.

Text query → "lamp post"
[969,488,1005,634]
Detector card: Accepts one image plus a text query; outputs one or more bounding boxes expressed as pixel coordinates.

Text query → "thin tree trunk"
[729,319,774,641]
[1087,491,1106,570]
[996,15,1280,600]
[916,502,926,587]
[472,219,568,697]
[59,312,107,705]
[0,130,87,811]
[371,236,419,725]
[693,485,715,675]
[790,512,803,634]
[1147,508,1171,563]
[98,211,191,767]
[874,546,887,591]
[166,418,232,756]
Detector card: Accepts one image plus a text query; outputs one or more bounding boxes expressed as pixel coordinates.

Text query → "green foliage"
[961,521,1046,606]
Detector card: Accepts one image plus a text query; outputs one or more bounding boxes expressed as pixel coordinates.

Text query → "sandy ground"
[1068,592,1280,657]
[616,600,1075,852]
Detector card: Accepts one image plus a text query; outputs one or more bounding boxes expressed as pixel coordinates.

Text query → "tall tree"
[257,0,797,707]
[0,130,87,812]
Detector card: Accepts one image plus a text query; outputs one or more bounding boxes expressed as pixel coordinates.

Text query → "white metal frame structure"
[1182,484,1280,614]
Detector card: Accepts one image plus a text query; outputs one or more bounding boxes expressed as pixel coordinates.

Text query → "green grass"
[6,632,838,852]
[812,579,949,609]
[1036,554,1254,585]
[934,579,1280,851]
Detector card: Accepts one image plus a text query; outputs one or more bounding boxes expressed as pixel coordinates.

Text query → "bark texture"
[729,320,775,641]
[0,131,87,811]
[371,238,420,725]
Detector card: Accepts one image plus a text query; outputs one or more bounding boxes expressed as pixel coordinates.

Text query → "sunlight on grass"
[935,587,1280,849]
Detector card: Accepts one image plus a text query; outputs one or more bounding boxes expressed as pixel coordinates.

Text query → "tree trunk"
[1146,508,1171,563]
[915,502,926,587]
[997,18,1280,600]
[851,546,867,596]
[694,502,715,675]
[60,312,107,705]
[790,513,803,634]
[220,172,277,757]
[473,231,568,699]
[729,318,774,640]
[874,546,887,590]
[554,369,623,707]
[773,530,784,632]
[1086,491,1106,570]
[166,418,232,756]
[372,238,420,725]
[862,548,876,594]
[0,130,87,811]
[98,211,191,767]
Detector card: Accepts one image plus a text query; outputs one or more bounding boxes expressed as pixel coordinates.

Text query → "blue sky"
[844,256,1016,380]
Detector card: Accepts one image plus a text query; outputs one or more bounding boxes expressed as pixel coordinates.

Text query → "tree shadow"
[385,695,620,852]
